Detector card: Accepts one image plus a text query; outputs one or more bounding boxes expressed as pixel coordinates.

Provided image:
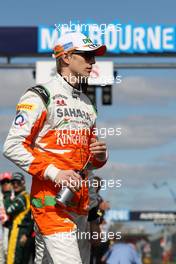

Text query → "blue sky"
[0,0,176,25]
[0,0,176,232]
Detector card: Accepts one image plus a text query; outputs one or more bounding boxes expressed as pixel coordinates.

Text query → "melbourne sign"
[38,23,176,54]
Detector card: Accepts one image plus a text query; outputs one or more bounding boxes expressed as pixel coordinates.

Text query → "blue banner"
[38,22,176,54]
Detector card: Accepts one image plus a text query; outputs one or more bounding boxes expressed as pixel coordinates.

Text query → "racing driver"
[3,31,108,264]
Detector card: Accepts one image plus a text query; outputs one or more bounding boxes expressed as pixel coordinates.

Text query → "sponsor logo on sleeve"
[14,113,27,127]
[16,103,36,111]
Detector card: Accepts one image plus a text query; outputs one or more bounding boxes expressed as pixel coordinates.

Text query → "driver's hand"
[55,170,81,192]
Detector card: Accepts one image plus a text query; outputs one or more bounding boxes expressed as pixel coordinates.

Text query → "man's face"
[0,179,12,193]
[68,51,95,78]
[11,180,24,193]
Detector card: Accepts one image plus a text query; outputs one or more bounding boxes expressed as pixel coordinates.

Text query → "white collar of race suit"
[55,73,81,98]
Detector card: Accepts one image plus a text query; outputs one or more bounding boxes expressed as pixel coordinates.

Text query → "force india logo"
[57,108,91,122]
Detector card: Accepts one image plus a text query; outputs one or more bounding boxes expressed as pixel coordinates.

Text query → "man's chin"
[85,71,91,77]
[80,70,91,77]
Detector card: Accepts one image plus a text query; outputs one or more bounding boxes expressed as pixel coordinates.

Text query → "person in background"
[0,171,14,261]
[102,235,142,264]
[6,172,34,264]
[90,175,110,264]
[0,187,6,264]
[0,172,14,209]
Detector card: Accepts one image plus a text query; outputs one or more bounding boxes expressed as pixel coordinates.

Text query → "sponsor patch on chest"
[57,107,91,121]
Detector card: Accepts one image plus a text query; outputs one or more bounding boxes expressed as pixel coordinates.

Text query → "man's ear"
[62,52,72,65]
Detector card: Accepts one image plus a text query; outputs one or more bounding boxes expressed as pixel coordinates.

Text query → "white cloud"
[0,70,35,107]
[95,158,176,210]
[114,76,176,106]
[97,115,176,149]
[0,114,15,143]
[97,160,175,186]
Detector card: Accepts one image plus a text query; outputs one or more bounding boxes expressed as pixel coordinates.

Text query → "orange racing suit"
[3,74,107,236]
